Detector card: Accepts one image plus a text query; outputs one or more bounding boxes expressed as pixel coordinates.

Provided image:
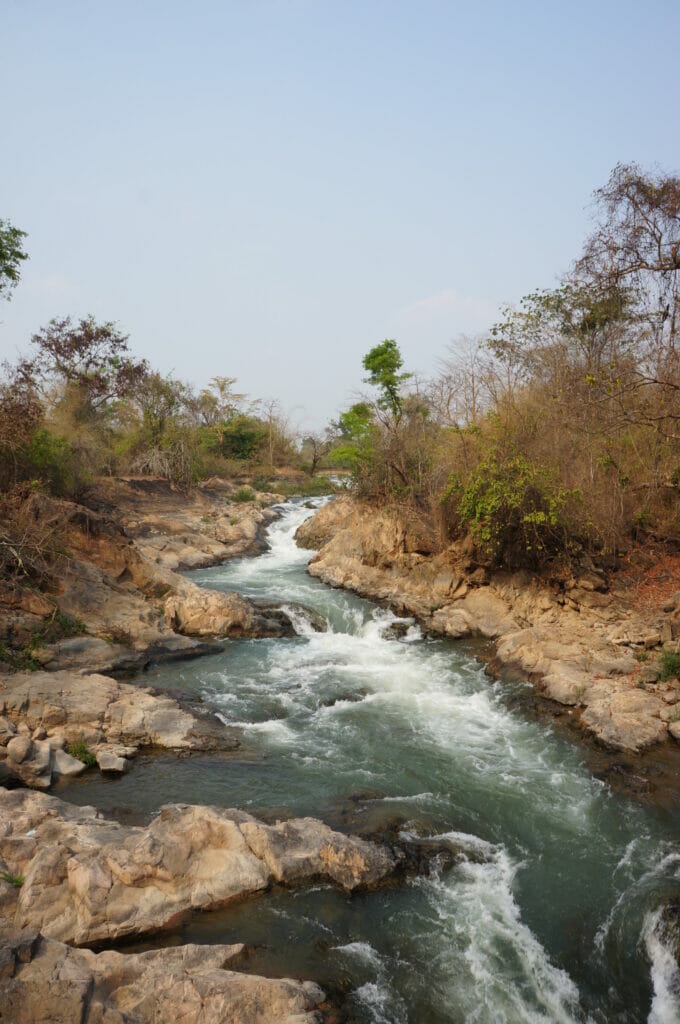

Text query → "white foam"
[334,941,383,967]
[413,843,583,1023]
[644,908,680,1024]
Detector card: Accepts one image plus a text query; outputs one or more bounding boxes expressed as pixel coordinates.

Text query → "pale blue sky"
[2,0,678,426]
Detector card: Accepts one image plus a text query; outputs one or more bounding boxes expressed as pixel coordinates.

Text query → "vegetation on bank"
[329,163,680,570]
[65,740,98,768]
[1,161,678,580]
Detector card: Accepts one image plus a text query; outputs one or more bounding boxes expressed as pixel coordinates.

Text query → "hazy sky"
[2,1,679,427]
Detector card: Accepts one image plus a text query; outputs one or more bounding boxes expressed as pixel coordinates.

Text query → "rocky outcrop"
[297,497,680,754]
[0,790,399,946]
[164,583,297,639]
[1,481,297,676]
[0,670,233,788]
[0,927,325,1024]
[88,476,282,570]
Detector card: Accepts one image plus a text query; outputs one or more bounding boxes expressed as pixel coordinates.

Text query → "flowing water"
[61,498,680,1023]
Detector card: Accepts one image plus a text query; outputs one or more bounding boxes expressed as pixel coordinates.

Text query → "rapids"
[60,498,680,1023]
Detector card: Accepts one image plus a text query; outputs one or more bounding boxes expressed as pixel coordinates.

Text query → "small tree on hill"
[363,339,412,421]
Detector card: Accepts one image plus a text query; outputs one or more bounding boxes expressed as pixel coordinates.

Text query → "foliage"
[0,219,28,300]
[232,486,256,503]
[453,449,581,566]
[330,403,376,473]
[24,428,84,496]
[363,339,412,418]
[24,316,148,412]
[274,475,337,497]
[660,650,680,682]
[66,740,98,767]
[0,870,24,887]
[205,415,267,461]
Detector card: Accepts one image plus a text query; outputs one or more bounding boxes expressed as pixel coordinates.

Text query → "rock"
[51,748,87,778]
[96,749,129,773]
[164,584,296,639]
[581,689,668,752]
[6,735,32,764]
[0,482,285,679]
[0,928,325,1024]
[0,670,234,789]
[0,791,399,946]
[240,816,399,890]
[0,717,16,743]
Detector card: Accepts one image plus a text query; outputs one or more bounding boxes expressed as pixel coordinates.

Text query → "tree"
[0,219,28,301]
[133,371,188,447]
[576,163,680,358]
[301,431,332,476]
[194,376,247,428]
[363,340,412,419]
[24,316,148,415]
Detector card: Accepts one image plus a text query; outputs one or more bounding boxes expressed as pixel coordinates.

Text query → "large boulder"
[0,791,400,946]
[0,928,325,1024]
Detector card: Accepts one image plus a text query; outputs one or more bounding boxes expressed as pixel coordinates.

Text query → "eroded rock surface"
[0,927,325,1024]
[0,790,399,945]
[297,497,680,754]
[0,670,232,788]
[1,480,295,677]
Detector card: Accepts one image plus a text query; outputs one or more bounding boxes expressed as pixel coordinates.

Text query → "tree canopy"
[0,219,28,301]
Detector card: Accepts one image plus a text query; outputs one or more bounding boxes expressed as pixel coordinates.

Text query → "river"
[60,498,680,1023]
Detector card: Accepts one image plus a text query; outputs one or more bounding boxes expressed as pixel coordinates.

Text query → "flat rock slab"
[0,927,325,1024]
[0,670,234,789]
[0,790,399,946]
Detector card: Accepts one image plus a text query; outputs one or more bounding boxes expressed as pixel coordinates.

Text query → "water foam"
[644,908,680,1024]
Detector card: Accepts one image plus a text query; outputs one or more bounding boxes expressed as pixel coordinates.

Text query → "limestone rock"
[0,670,233,789]
[240,816,399,890]
[164,582,296,639]
[0,928,325,1024]
[95,749,129,773]
[581,689,668,752]
[0,791,398,946]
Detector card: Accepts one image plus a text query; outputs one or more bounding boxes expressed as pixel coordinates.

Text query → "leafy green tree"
[330,403,375,472]
[0,219,28,301]
[363,340,411,418]
[214,414,266,460]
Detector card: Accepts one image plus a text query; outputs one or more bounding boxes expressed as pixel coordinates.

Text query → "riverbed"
[59,498,680,1023]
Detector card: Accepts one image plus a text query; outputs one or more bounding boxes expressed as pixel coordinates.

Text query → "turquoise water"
[61,499,680,1023]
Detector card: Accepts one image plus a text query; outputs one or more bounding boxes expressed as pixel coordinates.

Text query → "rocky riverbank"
[0,927,327,1024]
[0,478,358,1021]
[1,477,298,677]
[296,496,680,758]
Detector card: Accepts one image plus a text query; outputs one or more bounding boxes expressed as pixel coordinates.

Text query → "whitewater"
[62,498,680,1023]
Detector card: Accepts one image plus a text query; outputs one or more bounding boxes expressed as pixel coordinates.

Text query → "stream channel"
[58,498,680,1023]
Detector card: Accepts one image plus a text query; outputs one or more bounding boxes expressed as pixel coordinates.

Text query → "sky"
[1,0,679,428]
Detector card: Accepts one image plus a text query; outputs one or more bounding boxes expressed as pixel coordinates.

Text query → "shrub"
[66,740,98,767]
[24,428,84,497]
[453,449,582,567]
[0,871,24,887]
[233,486,255,503]
[660,650,680,681]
